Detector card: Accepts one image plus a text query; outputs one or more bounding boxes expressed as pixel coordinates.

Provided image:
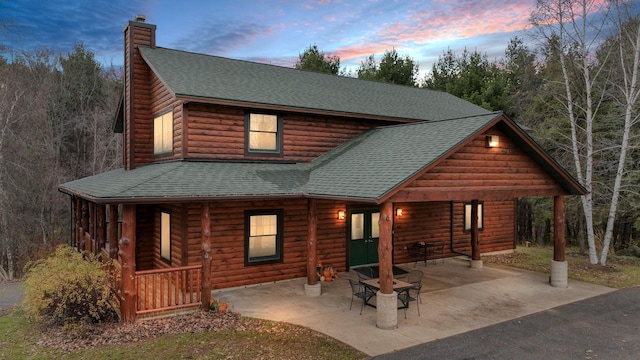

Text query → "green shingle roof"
[60,161,309,202]
[307,113,501,199]
[60,113,505,203]
[138,46,491,122]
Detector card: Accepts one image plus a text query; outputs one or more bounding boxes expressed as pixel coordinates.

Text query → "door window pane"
[351,213,364,240]
[370,212,380,238]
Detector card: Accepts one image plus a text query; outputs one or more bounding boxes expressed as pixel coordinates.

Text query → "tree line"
[0,45,121,279]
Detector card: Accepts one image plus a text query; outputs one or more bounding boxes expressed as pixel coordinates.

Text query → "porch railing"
[135,265,203,315]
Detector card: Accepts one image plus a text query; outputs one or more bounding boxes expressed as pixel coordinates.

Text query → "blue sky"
[1,0,536,77]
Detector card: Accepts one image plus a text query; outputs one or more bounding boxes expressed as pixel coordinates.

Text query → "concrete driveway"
[213,259,613,357]
[373,286,640,360]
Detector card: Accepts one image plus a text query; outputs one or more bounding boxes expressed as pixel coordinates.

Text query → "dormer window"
[246,113,283,156]
[154,110,173,155]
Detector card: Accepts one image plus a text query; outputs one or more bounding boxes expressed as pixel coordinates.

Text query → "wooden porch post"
[378,202,394,294]
[80,200,89,252]
[74,197,82,250]
[89,203,96,254]
[305,199,321,296]
[553,196,566,262]
[97,205,106,254]
[550,195,568,287]
[119,204,137,322]
[108,205,119,259]
[201,202,212,310]
[470,199,483,269]
[470,199,480,260]
[376,202,397,329]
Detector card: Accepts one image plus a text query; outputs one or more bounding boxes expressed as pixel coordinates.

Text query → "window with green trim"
[246,113,282,155]
[245,210,283,265]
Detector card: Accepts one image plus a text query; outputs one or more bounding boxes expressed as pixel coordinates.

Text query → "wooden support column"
[304,199,321,296]
[378,202,394,294]
[80,200,89,252]
[307,199,318,286]
[376,202,397,330]
[74,198,82,249]
[470,199,480,261]
[97,205,106,254]
[119,204,137,322]
[201,202,212,310]
[89,202,96,254]
[553,196,566,262]
[108,205,119,259]
[550,195,568,287]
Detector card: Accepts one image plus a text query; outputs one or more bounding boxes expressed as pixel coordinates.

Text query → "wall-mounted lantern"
[338,210,345,220]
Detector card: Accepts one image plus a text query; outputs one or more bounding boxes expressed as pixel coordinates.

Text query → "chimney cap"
[134,14,146,23]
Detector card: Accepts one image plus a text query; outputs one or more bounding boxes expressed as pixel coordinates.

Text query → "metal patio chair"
[397,270,423,318]
[349,279,375,315]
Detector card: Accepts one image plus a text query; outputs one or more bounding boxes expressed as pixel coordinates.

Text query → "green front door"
[349,210,380,266]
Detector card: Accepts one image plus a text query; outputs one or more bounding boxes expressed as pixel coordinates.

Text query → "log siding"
[185,103,386,161]
[389,128,566,202]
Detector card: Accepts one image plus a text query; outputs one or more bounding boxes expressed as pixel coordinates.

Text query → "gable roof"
[60,113,586,203]
[137,46,491,122]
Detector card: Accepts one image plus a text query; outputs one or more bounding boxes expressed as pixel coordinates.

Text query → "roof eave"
[177,94,418,124]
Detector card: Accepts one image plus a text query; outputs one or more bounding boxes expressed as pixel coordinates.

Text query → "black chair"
[349,279,375,315]
[407,269,424,304]
[397,288,418,319]
[398,270,423,318]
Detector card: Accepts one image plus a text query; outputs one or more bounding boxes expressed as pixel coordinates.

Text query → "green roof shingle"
[139,46,491,122]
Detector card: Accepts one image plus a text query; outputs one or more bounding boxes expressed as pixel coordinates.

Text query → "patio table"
[360,278,413,309]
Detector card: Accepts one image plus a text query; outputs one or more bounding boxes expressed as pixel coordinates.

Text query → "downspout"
[449,201,471,257]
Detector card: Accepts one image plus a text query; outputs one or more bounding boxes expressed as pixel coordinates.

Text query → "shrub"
[22,245,119,326]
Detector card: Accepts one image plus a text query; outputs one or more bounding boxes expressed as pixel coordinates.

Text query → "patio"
[213,258,613,357]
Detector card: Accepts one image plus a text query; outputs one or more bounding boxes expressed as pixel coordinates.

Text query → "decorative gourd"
[323,268,332,281]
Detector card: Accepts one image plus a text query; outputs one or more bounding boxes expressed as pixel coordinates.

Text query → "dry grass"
[484,246,640,288]
[0,309,367,360]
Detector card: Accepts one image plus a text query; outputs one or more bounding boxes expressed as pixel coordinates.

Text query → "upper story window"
[154,111,173,155]
[246,113,283,156]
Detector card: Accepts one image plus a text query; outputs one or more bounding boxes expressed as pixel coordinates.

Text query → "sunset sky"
[1,0,536,77]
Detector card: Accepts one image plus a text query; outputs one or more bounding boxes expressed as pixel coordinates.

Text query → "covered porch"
[213,259,614,357]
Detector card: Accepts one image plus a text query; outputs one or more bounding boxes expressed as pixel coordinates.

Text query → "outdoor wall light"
[486,135,499,148]
[396,208,403,217]
[337,210,345,220]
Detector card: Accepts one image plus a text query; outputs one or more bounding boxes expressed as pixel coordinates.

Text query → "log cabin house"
[59,16,586,323]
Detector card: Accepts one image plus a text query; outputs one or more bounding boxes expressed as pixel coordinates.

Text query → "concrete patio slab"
[213,259,614,357]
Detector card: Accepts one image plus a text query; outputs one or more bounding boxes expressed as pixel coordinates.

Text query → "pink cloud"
[382,0,534,45]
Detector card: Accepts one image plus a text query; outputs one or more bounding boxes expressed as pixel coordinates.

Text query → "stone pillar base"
[376,291,398,330]
[550,260,568,288]
[304,283,321,297]
[469,259,483,269]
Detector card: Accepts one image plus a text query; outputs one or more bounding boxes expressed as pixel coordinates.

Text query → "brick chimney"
[122,15,156,170]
